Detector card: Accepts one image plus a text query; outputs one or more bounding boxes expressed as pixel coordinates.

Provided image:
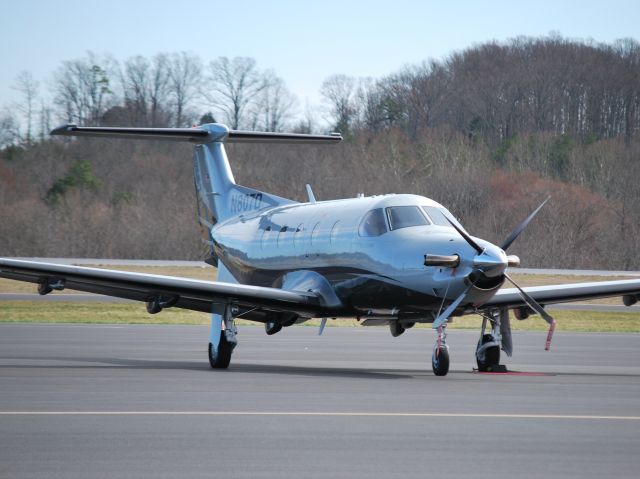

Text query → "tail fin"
[51,123,342,263]
[192,136,295,263]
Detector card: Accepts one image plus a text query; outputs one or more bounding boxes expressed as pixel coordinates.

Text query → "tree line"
[2,53,301,148]
[1,35,640,269]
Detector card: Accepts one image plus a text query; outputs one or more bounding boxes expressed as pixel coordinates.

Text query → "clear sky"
[1,0,638,117]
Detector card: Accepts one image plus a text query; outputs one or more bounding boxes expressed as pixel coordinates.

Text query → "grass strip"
[1,301,639,333]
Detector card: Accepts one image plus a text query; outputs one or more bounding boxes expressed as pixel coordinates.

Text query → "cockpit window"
[358,208,388,236]
[422,206,450,226]
[386,206,430,230]
[422,206,465,230]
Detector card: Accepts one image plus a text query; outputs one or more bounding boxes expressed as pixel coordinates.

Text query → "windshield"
[386,206,430,230]
[422,206,466,230]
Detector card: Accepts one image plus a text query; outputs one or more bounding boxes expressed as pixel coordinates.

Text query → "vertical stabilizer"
[192,124,295,264]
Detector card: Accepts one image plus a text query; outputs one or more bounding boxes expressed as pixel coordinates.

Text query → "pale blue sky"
[1,0,638,117]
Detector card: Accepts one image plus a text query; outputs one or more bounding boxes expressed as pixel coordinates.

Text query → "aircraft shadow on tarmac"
[3,356,640,379]
[2,356,418,379]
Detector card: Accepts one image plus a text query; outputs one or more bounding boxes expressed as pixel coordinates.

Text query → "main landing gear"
[208,305,237,369]
[475,309,509,372]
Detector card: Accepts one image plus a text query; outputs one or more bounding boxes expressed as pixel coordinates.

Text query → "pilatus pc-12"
[2,123,640,376]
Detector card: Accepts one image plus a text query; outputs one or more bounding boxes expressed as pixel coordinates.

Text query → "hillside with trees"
[1,36,639,269]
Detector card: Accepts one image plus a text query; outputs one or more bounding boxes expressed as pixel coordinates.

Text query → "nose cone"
[472,243,508,277]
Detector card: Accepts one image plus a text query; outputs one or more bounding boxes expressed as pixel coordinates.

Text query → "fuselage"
[212,193,506,321]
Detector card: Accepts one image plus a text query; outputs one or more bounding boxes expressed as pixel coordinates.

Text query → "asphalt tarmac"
[1,324,639,479]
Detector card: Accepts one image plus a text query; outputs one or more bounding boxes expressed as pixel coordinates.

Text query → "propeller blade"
[500,197,550,252]
[445,217,484,255]
[504,273,556,350]
[432,284,473,329]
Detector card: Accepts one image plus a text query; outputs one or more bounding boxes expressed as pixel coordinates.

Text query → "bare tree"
[320,74,358,135]
[0,109,20,148]
[250,71,297,131]
[149,54,172,126]
[204,56,266,129]
[167,52,202,127]
[38,102,52,141]
[12,71,39,145]
[121,55,150,125]
[52,52,114,125]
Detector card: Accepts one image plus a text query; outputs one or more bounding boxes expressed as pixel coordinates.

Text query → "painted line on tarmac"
[1,411,639,420]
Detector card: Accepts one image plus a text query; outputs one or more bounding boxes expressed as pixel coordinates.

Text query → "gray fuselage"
[211,193,504,321]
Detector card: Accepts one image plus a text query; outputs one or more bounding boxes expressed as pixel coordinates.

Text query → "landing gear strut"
[208,305,237,369]
[432,326,450,376]
[475,311,506,372]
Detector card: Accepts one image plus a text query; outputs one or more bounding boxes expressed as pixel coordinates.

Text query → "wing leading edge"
[0,259,324,319]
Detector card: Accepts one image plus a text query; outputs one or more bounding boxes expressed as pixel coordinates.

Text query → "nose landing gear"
[432,326,450,376]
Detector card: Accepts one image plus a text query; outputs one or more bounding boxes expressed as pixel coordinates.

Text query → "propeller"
[431,198,555,350]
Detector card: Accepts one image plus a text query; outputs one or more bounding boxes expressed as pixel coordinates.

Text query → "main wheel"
[432,348,450,376]
[476,334,500,372]
[208,335,233,369]
[265,321,282,335]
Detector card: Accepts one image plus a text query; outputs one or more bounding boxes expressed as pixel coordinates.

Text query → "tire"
[476,334,500,372]
[265,321,282,336]
[208,335,233,369]
[432,348,450,376]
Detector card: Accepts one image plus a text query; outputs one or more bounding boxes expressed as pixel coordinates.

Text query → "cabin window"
[311,222,322,245]
[261,226,272,250]
[330,221,341,244]
[358,209,387,237]
[293,224,304,247]
[277,226,288,247]
[386,206,429,230]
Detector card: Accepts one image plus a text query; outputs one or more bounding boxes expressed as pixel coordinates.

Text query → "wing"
[483,279,640,309]
[0,258,324,320]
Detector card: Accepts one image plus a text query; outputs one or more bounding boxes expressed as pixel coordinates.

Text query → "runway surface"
[1,324,639,478]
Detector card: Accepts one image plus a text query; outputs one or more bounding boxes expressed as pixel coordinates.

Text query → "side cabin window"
[277,226,288,247]
[293,224,304,248]
[358,209,388,237]
[311,222,322,245]
[330,220,341,245]
[386,206,430,231]
[261,226,272,250]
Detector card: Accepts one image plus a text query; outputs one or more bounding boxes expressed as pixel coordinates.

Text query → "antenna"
[305,184,317,204]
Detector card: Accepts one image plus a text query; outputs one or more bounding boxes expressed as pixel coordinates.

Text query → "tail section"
[50,122,342,264]
[192,136,294,226]
[192,133,294,264]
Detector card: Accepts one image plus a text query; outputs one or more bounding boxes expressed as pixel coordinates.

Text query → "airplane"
[2,122,640,376]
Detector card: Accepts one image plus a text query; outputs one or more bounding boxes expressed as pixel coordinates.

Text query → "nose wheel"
[432,326,450,376]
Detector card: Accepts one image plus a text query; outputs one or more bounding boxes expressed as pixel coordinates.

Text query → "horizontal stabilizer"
[51,124,342,144]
